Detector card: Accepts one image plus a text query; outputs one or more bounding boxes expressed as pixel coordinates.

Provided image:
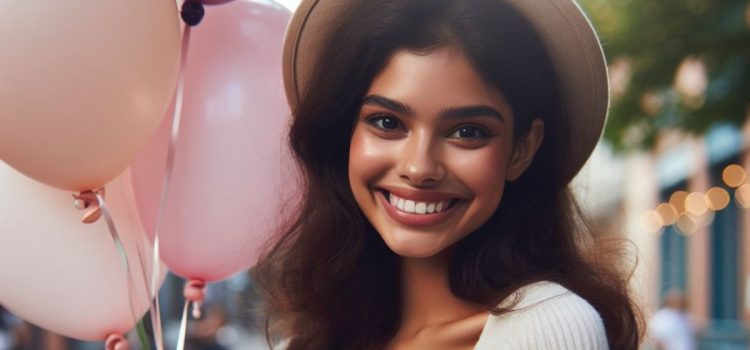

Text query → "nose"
[397,131,446,186]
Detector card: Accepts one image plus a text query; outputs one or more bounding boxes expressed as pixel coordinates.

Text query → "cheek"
[449,143,510,193]
[446,142,511,223]
[348,125,394,195]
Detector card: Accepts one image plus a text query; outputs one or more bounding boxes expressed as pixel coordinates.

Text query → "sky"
[275,0,300,11]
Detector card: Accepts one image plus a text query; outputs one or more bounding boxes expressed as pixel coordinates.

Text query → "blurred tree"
[578,0,750,150]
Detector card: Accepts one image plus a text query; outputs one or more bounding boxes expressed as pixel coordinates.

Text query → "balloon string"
[149,23,193,350]
[175,300,191,350]
[92,192,141,332]
[176,279,206,350]
[133,234,157,350]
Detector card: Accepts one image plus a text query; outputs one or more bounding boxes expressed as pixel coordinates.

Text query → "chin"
[380,234,447,258]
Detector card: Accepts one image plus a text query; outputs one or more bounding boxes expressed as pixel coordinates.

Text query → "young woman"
[254,0,641,348]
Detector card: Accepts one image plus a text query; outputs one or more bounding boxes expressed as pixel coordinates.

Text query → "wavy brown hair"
[253,0,642,348]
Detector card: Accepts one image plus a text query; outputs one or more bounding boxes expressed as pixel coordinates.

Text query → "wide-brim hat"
[281,0,609,183]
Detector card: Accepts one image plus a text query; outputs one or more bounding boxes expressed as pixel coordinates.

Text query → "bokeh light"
[722,164,746,188]
[674,57,707,108]
[655,203,678,225]
[706,187,730,211]
[640,211,664,233]
[685,192,709,215]
[735,184,750,208]
[689,210,715,227]
[675,213,698,235]
[669,191,689,213]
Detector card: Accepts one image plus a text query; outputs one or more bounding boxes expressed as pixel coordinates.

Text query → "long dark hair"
[253,0,642,349]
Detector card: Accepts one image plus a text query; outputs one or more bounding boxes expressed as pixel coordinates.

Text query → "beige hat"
[282,0,609,183]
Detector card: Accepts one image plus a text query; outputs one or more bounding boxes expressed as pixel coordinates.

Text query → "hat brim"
[282,0,609,183]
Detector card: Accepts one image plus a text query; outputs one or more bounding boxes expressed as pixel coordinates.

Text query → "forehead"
[364,47,513,120]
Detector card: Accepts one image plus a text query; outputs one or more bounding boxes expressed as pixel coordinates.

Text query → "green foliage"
[578,0,750,151]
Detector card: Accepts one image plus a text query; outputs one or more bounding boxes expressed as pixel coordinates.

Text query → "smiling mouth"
[380,190,458,215]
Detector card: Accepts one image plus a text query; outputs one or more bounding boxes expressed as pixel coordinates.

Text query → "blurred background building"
[574,0,750,347]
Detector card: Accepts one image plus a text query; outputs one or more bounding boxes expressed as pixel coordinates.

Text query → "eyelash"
[365,114,492,141]
[447,125,490,140]
[366,114,404,132]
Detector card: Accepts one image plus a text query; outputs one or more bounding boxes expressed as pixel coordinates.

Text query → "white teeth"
[404,200,415,212]
[386,192,452,215]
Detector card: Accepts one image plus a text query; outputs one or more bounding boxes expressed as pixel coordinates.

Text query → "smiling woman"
[254,0,642,349]
[349,48,543,259]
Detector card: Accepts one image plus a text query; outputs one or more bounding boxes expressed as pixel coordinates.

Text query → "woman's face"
[348,47,542,258]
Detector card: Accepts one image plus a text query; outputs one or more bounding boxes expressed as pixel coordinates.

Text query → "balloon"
[0,163,165,341]
[130,0,296,282]
[0,0,181,192]
[199,0,235,5]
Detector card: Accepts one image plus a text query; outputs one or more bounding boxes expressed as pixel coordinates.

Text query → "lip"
[376,190,460,228]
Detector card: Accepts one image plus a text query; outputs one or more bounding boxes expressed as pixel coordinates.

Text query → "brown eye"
[368,115,402,131]
[449,125,488,140]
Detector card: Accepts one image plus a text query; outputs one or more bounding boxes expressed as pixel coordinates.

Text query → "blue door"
[700,162,749,349]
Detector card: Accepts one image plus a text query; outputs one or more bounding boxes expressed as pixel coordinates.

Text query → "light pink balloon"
[0,163,165,341]
[0,0,181,192]
[130,0,297,282]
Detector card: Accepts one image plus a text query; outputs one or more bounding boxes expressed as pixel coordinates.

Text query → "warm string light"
[655,203,678,225]
[669,191,689,213]
[640,211,664,234]
[685,192,708,216]
[735,184,750,208]
[706,187,730,210]
[675,213,698,235]
[641,163,746,235]
[723,164,746,188]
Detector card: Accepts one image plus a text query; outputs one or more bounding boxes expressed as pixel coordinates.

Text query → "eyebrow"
[362,95,415,116]
[362,94,505,122]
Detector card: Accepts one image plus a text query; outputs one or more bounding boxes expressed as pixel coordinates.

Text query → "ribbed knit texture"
[474,281,609,349]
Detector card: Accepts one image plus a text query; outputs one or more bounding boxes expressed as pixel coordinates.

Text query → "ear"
[506,119,544,181]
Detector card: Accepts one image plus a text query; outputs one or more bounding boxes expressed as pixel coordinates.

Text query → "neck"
[397,249,484,336]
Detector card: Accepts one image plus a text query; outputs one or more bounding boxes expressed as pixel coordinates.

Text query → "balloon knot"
[181,1,205,26]
[183,279,206,302]
[184,279,206,318]
[72,188,105,224]
[105,333,130,350]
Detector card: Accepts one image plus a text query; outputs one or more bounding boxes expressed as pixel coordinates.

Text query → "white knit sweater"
[474,281,609,349]
[275,281,608,349]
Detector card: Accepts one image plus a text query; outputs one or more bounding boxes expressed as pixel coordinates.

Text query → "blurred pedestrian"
[648,289,696,350]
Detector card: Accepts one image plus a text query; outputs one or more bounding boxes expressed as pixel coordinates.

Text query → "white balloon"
[0,163,165,341]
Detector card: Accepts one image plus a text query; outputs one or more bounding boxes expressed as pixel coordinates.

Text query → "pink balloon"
[130,1,296,282]
[0,163,165,341]
[0,0,181,192]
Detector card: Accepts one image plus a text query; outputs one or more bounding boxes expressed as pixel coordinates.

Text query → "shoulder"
[475,281,609,350]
